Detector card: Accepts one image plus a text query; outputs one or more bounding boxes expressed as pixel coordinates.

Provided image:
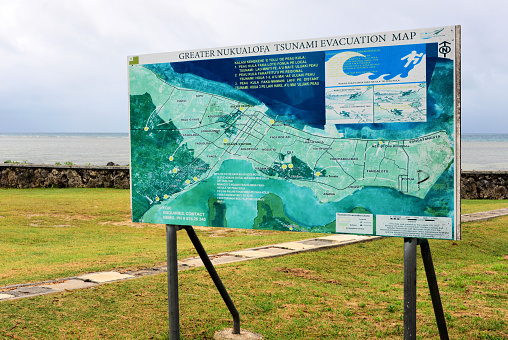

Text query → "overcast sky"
[0,0,505,134]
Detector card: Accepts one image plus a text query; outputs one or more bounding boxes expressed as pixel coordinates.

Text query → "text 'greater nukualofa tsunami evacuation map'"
[129,27,459,240]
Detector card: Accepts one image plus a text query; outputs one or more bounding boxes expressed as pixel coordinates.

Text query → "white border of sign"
[129,26,461,240]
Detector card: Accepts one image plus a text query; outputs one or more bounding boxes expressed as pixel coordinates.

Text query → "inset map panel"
[325,44,427,124]
[374,83,426,123]
[326,86,373,124]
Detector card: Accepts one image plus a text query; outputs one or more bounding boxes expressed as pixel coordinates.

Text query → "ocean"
[461,134,508,171]
[1,133,507,170]
[0,133,130,166]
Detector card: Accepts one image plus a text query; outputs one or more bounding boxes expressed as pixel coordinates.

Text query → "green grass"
[0,188,320,286]
[0,188,507,339]
[461,199,508,214]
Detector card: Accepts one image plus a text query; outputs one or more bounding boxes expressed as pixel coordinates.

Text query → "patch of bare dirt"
[274,267,341,284]
[98,220,164,229]
[193,226,279,237]
[26,213,93,221]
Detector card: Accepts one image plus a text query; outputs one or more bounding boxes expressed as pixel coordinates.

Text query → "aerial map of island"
[129,27,460,240]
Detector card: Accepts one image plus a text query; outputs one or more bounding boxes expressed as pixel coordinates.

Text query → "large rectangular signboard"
[129,26,461,240]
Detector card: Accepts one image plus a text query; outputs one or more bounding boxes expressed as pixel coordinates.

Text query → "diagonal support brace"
[166,224,240,339]
[403,238,449,340]
[182,226,241,334]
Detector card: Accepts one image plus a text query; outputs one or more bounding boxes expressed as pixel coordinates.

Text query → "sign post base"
[214,328,264,340]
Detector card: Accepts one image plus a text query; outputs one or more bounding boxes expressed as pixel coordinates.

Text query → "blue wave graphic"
[327,44,427,80]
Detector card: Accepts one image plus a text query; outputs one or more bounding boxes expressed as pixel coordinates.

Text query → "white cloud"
[0,0,506,132]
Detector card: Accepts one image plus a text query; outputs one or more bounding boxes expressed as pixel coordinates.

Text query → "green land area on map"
[129,64,454,233]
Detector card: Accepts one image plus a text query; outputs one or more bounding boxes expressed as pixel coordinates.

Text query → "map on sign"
[129,26,460,240]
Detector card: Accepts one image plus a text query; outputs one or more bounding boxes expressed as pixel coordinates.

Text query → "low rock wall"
[1,165,507,199]
[461,171,508,199]
[0,164,130,189]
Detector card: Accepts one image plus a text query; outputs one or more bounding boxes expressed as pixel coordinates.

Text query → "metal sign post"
[403,238,449,340]
[165,224,240,339]
[166,224,181,339]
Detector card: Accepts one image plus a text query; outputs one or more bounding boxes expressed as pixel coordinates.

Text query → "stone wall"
[461,171,508,199]
[0,164,130,189]
[1,164,507,199]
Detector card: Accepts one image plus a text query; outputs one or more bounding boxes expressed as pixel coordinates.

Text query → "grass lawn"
[0,188,507,339]
[0,188,320,286]
[461,199,508,214]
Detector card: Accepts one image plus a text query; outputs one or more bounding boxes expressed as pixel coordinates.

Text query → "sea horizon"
[0,133,130,166]
[461,133,508,142]
[1,132,508,170]
[1,132,506,138]
[0,132,128,137]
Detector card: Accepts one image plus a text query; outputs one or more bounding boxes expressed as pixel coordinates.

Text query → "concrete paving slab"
[299,238,336,246]
[275,242,318,250]
[128,268,165,277]
[10,286,56,297]
[462,208,508,223]
[319,235,381,244]
[181,258,205,267]
[229,250,278,258]
[318,235,366,242]
[211,255,244,265]
[41,279,97,291]
[178,263,191,271]
[255,247,294,255]
[78,272,134,283]
[179,255,246,267]
[0,293,14,300]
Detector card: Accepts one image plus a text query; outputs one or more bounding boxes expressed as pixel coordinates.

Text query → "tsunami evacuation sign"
[129,26,460,240]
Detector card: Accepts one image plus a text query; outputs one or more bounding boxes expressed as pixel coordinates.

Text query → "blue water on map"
[325,43,433,80]
[157,159,455,231]
[146,51,326,126]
